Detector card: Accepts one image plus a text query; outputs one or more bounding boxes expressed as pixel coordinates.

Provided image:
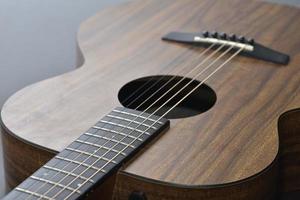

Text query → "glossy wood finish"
[1,0,300,199]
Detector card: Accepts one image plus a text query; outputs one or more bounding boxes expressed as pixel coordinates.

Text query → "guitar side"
[278,108,300,199]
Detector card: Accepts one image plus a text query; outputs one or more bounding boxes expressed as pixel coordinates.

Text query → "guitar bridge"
[162,31,290,65]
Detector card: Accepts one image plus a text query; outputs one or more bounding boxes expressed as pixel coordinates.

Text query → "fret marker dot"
[77,183,82,187]
[43,173,49,176]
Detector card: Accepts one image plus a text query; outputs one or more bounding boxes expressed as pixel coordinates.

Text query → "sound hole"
[118,75,217,119]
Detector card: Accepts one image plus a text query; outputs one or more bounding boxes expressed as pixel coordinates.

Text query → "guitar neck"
[3,107,169,200]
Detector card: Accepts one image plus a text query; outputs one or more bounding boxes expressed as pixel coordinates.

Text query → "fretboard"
[4,107,169,200]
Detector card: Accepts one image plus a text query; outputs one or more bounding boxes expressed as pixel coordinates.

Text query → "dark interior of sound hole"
[118,75,217,119]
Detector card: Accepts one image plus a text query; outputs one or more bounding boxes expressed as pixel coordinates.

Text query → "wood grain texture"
[1,0,300,199]
[278,108,300,198]
[113,164,279,200]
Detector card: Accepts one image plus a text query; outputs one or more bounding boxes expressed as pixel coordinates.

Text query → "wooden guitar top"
[1,0,300,187]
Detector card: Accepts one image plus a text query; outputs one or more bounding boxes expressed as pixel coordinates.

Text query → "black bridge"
[162,31,290,65]
[4,107,170,200]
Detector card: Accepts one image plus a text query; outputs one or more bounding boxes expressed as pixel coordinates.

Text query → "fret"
[15,187,54,200]
[102,116,158,132]
[106,114,157,130]
[55,156,107,173]
[84,132,135,148]
[112,109,164,124]
[74,139,127,156]
[91,125,149,141]
[82,134,120,150]
[30,176,81,194]
[66,147,117,164]
[82,133,137,148]
[90,125,145,140]
[43,165,94,183]
[95,120,151,135]
[70,139,127,157]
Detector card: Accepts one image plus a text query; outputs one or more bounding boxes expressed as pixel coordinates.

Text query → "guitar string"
[34,43,229,200]
[123,45,216,108]
[46,44,237,199]
[126,44,217,109]
[121,46,197,106]
[120,46,193,107]
[62,45,244,200]
[22,43,216,199]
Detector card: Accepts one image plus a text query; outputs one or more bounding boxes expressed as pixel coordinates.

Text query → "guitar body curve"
[1,0,300,199]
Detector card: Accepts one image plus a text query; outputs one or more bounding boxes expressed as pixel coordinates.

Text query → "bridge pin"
[238,36,246,43]
[229,34,237,41]
[220,32,227,39]
[202,31,209,37]
[211,31,218,38]
[248,38,255,45]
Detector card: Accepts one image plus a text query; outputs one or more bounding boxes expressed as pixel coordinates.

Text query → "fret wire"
[110,127,144,140]
[78,137,136,149]
[55,156,107,173]
[43,165,94,183]
[96,120,152,135]
[93,125,150,136]
[106,114,157,129]
[75,139,127,156]
[84,132,142,146]
[112,109,163,124]
[30,176,81,194]
[99,119,152,133]
[65,147,117,164]
[16,187,54,200]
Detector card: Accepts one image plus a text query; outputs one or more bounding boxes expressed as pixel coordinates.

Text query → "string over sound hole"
[118,75,217,119]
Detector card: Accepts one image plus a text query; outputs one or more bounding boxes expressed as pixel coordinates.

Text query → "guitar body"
[1,0,300,199]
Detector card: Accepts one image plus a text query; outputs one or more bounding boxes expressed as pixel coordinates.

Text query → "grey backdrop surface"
[0,0,298,198]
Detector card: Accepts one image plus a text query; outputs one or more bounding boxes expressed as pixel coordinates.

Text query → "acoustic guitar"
[1,0,300,199]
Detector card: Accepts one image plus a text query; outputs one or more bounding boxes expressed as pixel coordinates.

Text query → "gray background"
[0,0,298,198]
